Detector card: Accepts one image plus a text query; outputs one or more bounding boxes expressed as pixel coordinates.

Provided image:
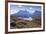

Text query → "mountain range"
[33,10,41,16]
[11,10,41,18]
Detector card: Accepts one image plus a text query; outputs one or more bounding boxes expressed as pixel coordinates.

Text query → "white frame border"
[8,2,43,32]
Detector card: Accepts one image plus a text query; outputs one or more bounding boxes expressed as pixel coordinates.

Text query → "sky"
[10,4,41,15]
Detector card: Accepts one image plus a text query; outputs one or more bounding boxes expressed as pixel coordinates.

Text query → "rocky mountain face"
[32,10,41,16]
[11,10,32,18]
[10,10,41,29]
[11,10,41,18]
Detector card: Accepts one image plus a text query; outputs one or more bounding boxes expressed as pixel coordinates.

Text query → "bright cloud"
[27,8,35,14]
[29,7,32,9]
[18,5,22,7]
[10,10,19,14]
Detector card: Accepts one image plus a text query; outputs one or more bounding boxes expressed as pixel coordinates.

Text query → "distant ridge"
[11,10,41,18]
[11,10,32,18]
[33,10,41,16]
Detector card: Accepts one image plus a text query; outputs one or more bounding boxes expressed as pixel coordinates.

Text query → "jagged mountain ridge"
[33,10,41,16]
[11,10,41,18]
[11,10,32,18]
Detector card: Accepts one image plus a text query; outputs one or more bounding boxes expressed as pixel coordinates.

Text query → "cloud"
[27,8,35,14]
[10,10,19,15]
[30,10,35,14]
[18,5,22,7]
[29,7,33,9]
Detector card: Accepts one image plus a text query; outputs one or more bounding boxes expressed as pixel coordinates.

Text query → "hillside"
[10,16,41,29]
